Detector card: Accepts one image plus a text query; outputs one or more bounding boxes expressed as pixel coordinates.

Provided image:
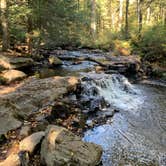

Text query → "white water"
[84,74,144,112]
[83,74,166,166]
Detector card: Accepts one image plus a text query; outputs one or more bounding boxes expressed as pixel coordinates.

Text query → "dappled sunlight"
[0,0,165,165]
[0,81,24,95]
[0,54,12,69]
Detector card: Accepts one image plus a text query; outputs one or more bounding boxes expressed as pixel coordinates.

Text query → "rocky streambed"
[83,75,166,166]
[0,49,165,166]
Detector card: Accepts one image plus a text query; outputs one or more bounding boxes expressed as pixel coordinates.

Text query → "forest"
[0,0,166,166]
[1,0,166,63]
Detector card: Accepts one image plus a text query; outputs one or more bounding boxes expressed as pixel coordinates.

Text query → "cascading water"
[80,73,144,112]
[83,73,166,166]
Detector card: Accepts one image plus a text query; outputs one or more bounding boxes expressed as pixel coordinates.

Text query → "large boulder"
[0,76,79,135]
[0,70,27,83]
[0,54,34,69]
[41,125,102,166]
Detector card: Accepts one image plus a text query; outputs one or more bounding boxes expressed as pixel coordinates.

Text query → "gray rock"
[0,70,27,83]
[0,154,21,166]
[0,76,78,135]
[19,131,45,153]
[0,101,22,136]
[41,125,102,166]
[0,54,34,69]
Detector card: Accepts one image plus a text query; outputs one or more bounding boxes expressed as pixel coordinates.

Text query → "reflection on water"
[34,61,97,78]
[84,82,166,166]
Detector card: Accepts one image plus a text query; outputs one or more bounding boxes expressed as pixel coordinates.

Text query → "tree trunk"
[137,0,143,36]
[90,0,96,40]
[0,0,9,51]
[27,0,33,54]
[118,0,124,31]
[125,0,129,39]
[164,8,166,26]
[77,0,80,11]
[146,6,151,24]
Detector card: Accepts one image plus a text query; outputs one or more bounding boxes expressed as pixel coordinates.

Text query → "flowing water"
[33,50,166,165]
[83,74,166,166]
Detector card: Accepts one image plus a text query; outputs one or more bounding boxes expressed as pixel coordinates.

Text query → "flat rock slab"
[41,125,102,166]
[0,76,79,135]
[0,54,34,69]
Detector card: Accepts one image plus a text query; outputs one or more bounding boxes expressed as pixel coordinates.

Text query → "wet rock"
[41,125,102,166]
[0,76,79,135]
[0,54,34,69]
[86,120,94,128]
[48,55,62,66]
[0,154,21,166]
[97,109,115,118]
[72,61,82,65]
[19,131,45,154]
[0,70,27,83]
[105,70,119,74]
[79,96,108,114]
[76,77,110,114]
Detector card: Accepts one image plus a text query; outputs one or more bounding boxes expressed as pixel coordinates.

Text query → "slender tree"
[90,0,96,40]
[0,0,9,51]
[137,0,143,36]
[125,0,129,39]
[26,0,33,54]
[119,0,124,31]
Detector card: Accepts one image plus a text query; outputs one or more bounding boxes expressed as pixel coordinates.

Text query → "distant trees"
[0,0,165,52]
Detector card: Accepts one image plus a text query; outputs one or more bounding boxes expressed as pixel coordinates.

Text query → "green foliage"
[0,0,164,68]
[132,24,166,64]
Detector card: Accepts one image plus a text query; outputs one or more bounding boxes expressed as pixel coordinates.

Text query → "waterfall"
[81,73,143,111]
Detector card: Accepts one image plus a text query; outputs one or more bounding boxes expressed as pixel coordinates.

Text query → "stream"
[36,50,166,165]
[83,75,166,166]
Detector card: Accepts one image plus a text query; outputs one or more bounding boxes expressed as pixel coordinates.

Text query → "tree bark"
[0,0,9,51]
[27,0,33,54]
[125,0,129,39]
[137,0,143,36]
